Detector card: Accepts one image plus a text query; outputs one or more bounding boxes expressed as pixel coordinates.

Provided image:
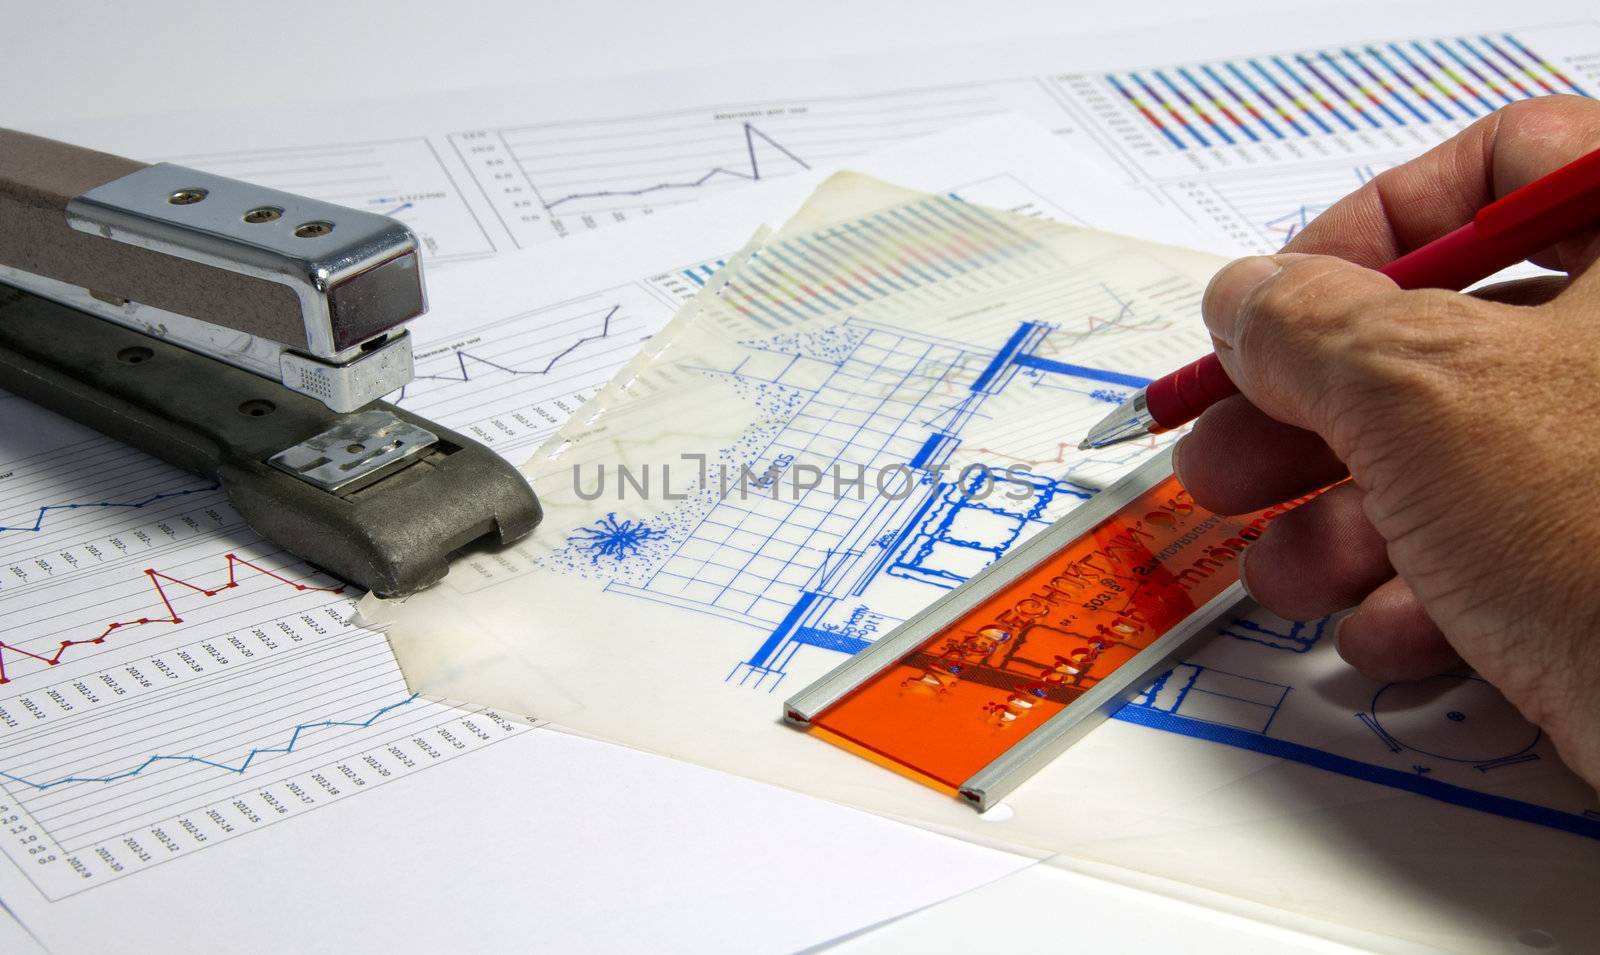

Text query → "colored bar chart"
[1103,31,1589,152]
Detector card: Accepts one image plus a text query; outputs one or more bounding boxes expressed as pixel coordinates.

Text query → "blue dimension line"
[0,482,219,537]
[1113,705,1600,841]
[542,123,809,210]
[0,694,420,791]
[1011,355,1153,389]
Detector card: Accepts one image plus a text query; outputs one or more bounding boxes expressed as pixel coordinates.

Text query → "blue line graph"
[0,694,419,791]
[542,123,809,210]
[1259,164,1380,244]
[0,482,219,537]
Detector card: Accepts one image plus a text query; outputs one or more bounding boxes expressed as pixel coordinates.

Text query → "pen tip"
[1076,440,1091,451]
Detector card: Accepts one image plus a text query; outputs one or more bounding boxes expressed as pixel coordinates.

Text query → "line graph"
[401,304,620,397]
[973,434,1159,469]
[0,622,523,898]
[0,363,532,898]
[1165,161,1394,253]
[449,85,1024,242]
[0,482,218,537]
[0,552,345,684]
[0,420,233,562]
[1260,164,1379,243]
[542,124,809,210]
[394,293,669,457]
[0,248,642,897]
[0,694,417,791]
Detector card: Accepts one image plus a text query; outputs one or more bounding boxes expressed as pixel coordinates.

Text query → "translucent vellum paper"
[365,174,1600,952]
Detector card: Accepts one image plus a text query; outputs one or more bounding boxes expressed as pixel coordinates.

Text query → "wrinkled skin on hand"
[1175,95,1600,789]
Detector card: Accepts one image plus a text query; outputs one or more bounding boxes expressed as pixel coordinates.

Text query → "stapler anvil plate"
[0,129,541,596]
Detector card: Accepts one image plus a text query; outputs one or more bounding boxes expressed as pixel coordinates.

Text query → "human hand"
[1174,95,1600,788]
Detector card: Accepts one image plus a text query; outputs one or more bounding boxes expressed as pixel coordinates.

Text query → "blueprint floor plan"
[374,166,1600,902]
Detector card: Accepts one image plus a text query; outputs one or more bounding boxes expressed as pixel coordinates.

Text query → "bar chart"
[1055,25,1600,180]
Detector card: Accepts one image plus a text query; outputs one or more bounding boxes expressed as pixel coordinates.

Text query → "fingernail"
[1329,609,1354,659]
[1236,546,1254,601]
[1202,255,1282,345]
[1170,436,1188,487]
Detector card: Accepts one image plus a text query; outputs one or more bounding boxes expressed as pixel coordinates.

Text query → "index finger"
[1285,95,1600,276]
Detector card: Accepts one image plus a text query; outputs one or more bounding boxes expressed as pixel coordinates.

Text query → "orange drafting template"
[783,449,1312,810]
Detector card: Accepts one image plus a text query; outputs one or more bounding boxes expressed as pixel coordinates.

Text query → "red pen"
[1078,145,1600,450]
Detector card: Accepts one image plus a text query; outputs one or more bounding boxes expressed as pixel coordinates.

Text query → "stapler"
[0,129,541,595]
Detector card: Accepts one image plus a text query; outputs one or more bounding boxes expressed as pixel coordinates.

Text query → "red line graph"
[976,435,1160,467]
[0,554,344,684]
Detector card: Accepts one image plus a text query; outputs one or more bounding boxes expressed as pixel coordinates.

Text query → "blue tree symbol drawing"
[567,512,665,564]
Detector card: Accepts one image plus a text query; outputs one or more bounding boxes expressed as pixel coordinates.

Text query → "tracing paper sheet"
[366,172,1600,952]
[369,168,1218,808]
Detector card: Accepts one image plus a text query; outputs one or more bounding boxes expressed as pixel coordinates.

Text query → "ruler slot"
[786,448,1313,809]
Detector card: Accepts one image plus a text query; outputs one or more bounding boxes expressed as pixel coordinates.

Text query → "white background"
[7,0,1331,128]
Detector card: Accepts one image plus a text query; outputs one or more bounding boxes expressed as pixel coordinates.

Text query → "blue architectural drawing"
[886,469,1091,589]
[1221,615,1328,653]
[1130,663,1290,734]
[551,219,1600,841]
[1114,643,1600,841]
[1357,674,1542,769]
[568,512,666,564]
[584,316,1153,691]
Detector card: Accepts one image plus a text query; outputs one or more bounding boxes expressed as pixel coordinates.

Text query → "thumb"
[1200,252,1499,450]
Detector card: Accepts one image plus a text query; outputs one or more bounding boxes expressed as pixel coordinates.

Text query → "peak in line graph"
[448,85,1020,242]
[0,551,345,685]
[541,123,809,211]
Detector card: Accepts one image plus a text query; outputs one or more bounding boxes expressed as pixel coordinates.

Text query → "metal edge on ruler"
[783,446,1176,724]
[958,583,1253,811]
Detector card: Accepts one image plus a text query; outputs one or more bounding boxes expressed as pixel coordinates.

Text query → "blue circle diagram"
[1370,675,1540,763]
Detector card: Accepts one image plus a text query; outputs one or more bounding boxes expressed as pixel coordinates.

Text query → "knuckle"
[1235,259,1357,355]
[1301,293,1495,461]
[1229,259,1383,430]
[1498,93,1600,133]
[1246,257,1351,321]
